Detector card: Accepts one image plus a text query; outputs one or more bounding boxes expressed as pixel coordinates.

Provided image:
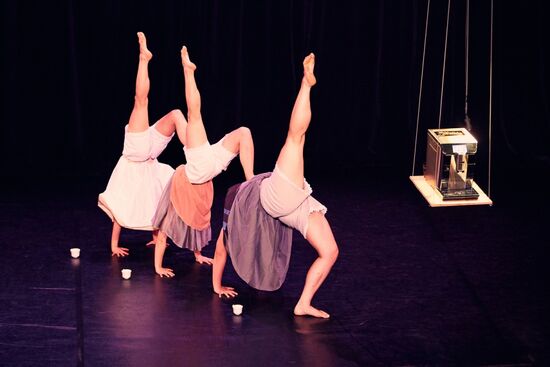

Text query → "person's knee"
[324,243,338,263]
[238,126,252,140]
[170,109,184,121]
[315,242,338,264]
[330,245,339,263]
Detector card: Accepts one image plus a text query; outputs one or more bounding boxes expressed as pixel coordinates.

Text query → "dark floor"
[1,173,549,366]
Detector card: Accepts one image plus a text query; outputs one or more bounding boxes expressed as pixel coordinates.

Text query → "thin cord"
[438,0,452,129]
[411,0,431,176]
[488,0,493,198]
[465,0,469,121]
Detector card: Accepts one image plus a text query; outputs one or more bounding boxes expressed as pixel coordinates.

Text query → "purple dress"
[152,166,212,251]
[224,173,293,291]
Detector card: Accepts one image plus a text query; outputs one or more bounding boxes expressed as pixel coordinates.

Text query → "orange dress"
[152,165,213,251]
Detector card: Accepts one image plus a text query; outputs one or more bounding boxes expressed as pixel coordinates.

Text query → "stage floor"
[1,174,549,366]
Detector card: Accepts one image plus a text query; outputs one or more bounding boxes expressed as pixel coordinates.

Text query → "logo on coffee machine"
[434,130,465,137]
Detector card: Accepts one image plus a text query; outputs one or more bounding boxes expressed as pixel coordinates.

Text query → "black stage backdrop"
[1,0,549,199]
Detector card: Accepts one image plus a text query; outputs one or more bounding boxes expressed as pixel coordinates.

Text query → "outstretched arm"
[212,229,237,297]
[111,221,129,257]
[154,231,175,277]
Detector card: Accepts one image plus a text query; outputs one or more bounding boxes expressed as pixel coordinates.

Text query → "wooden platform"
[410,175,493,207]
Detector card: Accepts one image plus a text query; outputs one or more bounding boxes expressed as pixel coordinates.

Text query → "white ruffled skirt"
[98,156,174,230]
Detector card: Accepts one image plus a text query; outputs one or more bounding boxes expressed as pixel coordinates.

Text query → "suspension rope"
[488,0,493,198]
[465,0,470,124]
[438,0,452,128]
[411,0,431,176]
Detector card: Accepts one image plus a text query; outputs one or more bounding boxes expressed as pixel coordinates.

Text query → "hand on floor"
[215,286,238,298]
[111,246,129,257]
[156,267,175,278]
[194,255,213,265]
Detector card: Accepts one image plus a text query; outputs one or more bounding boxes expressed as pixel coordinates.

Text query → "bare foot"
[294,304,330,319]
[137,32,152,61]
[214,286,238,298]
[303,53,316,86]
[181,46,196,71]
[111,246,129,257]
[194,251,213,265]
[156,267,175,278]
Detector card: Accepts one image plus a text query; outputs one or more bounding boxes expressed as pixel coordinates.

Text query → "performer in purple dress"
[212,53,339,319]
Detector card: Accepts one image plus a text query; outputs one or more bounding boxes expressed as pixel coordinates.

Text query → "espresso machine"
[424,128,479,200]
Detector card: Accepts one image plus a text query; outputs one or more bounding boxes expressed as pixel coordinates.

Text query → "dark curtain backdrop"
[1,0,549,198]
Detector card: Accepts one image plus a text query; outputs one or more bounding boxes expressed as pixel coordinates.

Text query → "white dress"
[98,124,175,230]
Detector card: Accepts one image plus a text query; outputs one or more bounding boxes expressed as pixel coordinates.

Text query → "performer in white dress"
[152,45,256,277]
[98,32,187,257]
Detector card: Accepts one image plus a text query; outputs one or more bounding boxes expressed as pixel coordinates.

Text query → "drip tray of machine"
[441,187,479,201]
[410,175,492,207]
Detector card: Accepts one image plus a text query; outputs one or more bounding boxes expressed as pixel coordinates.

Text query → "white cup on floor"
[121,269,132,280]
[70,248,80,258]
[232,304,243,316]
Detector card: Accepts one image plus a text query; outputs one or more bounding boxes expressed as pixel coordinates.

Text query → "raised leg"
[111,221,129,257]
[212,230,238,297]
[154,231,175,277]
[127,32,153,133]
[153,109,188,145]
[275,54,337,318]
[221,126,255,180]
[274,53,316,188]
[181,46,208,148]
[294,212,339,319]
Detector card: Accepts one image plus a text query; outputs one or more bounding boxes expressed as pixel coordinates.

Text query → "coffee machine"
[424,128,479,200]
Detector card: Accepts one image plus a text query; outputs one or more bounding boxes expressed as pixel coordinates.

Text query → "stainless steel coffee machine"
[424,128,479,200]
